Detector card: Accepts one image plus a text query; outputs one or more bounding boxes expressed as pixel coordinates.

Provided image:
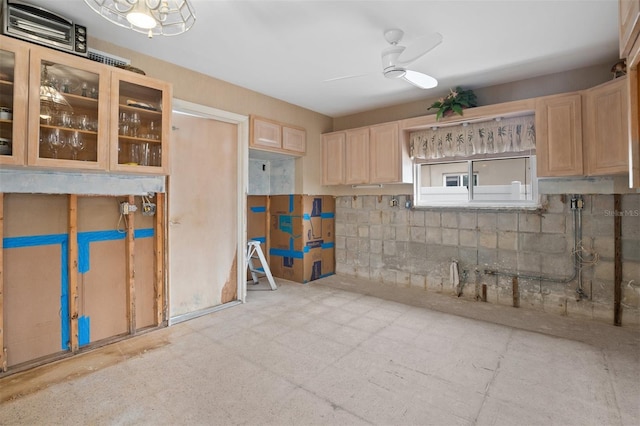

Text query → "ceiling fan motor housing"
[382,45,406,78]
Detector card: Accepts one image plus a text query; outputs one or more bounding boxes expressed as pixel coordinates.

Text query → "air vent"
[87,48,130,67]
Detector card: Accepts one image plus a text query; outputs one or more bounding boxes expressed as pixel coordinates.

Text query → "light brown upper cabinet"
[250,116,306,156]
[536,93,583,177]
[321,132,345,185]
[1,35,171,175]
[27,43,111,171]
[620,0,640,59]
[109,69,172,174]
[0,36,29,167]
[322,122,412,185]
[583,77,629,176]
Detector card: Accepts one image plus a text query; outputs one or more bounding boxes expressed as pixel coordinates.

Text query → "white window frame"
[413,155,540,209]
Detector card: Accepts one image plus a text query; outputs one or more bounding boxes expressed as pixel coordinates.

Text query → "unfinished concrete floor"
[1,275,639,425]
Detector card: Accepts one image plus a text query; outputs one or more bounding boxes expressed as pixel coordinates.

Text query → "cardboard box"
[268,195,335,283]
[269,246,335,284]
[269,195,335,250]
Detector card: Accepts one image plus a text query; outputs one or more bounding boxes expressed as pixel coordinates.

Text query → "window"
[414,156,539,208]
[410,113,539,208]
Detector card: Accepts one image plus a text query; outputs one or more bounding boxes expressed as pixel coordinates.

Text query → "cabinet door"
[536,94,583,177]
[0,36,28,166]
[584,78,629,175]
[322,132,345,185]
[369,122,400,183]
[345,128,370,184]
[629,68,640,187]
[110,69,171,174]
[620,0,640,58]
[251,117,282,150]
[27,47,110,170]
[282,125,306,154]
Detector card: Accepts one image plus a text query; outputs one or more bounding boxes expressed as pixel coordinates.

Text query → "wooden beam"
[126,195,136,334]
[614,194,623,326]
[154,192,165,325]
[0,193,6,372]
[68,194,79,352]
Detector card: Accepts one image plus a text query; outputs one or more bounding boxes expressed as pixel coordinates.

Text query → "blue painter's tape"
[78,316,90,346]
[322,242,335,249]
[269,248,304,259]
[279,216,293,234]
[2,234,70,350]
[288,194,294,213]
[250,237,266,244]
[250,206,266,213]
[303,213,310,221]
[77,228,153,273]
[3,233,67,248]
[134,228,154,239]
[78,230,125,274]
[321,212,334,219]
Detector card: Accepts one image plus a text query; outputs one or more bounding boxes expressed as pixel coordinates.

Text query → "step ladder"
[247,240,277,290]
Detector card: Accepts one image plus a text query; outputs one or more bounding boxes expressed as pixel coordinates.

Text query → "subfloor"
[1,275,639,425]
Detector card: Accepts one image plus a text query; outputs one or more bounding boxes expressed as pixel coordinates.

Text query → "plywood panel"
[169,113,238,317]
[135,237,155,329]
[4,194,68,237]
[81,240,127,343]
[4,245,64,366]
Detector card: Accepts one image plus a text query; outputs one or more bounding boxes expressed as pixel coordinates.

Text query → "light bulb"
[127,1,157,29]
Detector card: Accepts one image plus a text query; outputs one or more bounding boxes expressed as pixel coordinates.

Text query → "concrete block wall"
[334,194,640,327]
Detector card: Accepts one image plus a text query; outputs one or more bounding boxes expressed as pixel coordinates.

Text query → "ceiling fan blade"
[403,70,438,89]
[323,73,372,83]
[398,32,443,65]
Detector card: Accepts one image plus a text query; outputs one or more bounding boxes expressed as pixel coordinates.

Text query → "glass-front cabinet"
[27,48,110,170]
[110,70,170,174]
[0,36,29,166]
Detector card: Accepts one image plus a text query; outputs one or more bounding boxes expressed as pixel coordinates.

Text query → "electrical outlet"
[119,202,138,215]
[142,202,156,216]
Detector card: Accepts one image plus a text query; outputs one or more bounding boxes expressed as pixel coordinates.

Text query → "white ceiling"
[24,0,620,117]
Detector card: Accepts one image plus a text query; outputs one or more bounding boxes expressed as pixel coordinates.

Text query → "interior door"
[168,112,239,318]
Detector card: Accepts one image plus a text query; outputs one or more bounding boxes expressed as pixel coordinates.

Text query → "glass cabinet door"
[27,48,109,170]
[110,70,170,174]
[0,36,29,166]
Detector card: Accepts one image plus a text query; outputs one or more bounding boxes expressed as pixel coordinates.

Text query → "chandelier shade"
[83,0,196,37]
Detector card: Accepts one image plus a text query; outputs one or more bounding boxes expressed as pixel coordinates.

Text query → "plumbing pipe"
[484,196,583,285]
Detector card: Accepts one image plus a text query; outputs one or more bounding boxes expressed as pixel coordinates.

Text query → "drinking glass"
[47,128,65,159]
[68,131,84,160]
[59,111,73,128]
[119,112,130,136]
[130,112,141,138]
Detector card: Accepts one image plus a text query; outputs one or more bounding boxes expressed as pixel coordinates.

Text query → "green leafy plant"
[428,87,478,121]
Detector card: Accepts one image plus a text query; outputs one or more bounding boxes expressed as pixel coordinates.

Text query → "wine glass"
[68,131,84,160]
[47,128,65,159]
[130,112,141,137]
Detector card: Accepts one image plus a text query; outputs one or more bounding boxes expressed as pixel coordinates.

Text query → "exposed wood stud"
[0,193,6,372]
[482,284,487,302]
[154,193,165,325]
[68,194,79,353]
[126,195,136,335]
[614,194,623,326]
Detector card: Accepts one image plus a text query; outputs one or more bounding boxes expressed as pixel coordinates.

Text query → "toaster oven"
[1,0,87,56]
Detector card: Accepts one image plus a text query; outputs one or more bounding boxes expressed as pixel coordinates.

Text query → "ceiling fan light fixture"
[126,2,157,29]
[84,0,195,37]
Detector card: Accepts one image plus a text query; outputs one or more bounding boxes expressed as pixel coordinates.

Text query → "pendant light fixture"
[83,0,196,38]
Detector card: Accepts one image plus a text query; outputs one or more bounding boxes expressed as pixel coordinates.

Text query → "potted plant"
[428,86,478,120]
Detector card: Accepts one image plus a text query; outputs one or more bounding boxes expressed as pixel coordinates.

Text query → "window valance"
[409,114,536,160]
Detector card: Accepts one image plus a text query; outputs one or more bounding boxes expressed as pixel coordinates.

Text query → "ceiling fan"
[327,28,443,89]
